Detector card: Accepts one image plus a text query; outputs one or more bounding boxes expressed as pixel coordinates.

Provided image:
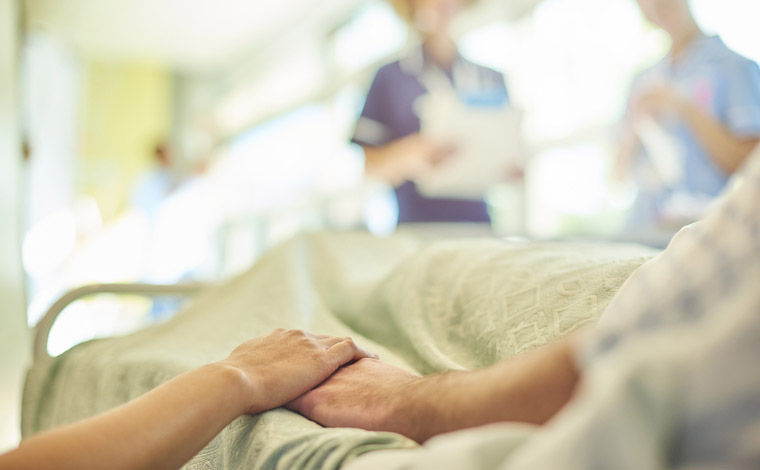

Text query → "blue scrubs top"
[352,46,509,224]
[628,35,760,229]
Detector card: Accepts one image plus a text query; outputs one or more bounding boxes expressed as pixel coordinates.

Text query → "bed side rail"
[34,282,208,363]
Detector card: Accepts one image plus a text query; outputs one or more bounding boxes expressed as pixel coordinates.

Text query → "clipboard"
[414,91,524,199]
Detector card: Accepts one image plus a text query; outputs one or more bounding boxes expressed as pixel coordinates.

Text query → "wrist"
[207,361,256,416]
[387,377,432,442]
[389,372,467,443]
[363,146,389,179]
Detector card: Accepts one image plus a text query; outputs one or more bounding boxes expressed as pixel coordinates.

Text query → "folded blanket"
[22,232,656,470]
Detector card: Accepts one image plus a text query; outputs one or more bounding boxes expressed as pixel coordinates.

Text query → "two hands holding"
[1,328,579,470]
[271,329,580,444]
[221,329,420,429]
[226,329,440,443]
[246,329,579,444]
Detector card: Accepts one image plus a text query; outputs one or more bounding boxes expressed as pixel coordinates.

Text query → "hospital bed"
[23,231,657,470]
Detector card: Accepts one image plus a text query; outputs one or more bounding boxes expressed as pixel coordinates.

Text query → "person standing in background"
[131,141,177,222]
[616,0,760,239]
[352,0,510,224]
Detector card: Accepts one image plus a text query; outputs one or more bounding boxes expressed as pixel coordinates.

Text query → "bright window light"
[22,210,77,278]
[332,2,407,74]
[691,0,760,63]
[459,0,665,237]
[46,295,152,357]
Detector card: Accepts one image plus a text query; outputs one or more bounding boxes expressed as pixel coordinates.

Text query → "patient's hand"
[221,329,377,415]
[290,335,582,443]
[287,359,423,438]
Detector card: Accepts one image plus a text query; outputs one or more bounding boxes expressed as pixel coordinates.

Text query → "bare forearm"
[679,102,759,174]
[1,330,375,470]
[287,335,581,443]
[2,363,249,470]
[392,335,581,443]
[615,125,640,181]
[362,145,394,182]
[363,144,410,187]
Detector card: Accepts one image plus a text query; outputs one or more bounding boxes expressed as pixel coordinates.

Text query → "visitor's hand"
[220,329,377,415]
[287,358,423,438]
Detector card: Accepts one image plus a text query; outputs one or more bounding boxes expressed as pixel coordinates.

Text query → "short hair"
[388,0,479,23]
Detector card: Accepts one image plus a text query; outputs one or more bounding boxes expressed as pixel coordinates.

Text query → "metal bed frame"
[33,282,208,363]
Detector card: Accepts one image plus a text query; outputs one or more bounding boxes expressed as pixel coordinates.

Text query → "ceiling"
[24,0,369,73]
[24,0,543,74]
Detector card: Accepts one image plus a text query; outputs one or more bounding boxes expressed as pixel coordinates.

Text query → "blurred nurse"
[351,0,509,224]
[617,0,760,235]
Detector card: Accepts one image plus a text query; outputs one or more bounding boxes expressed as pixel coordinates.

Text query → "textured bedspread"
[22,232,656,470]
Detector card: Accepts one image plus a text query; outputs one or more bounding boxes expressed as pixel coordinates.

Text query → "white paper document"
[634,116,684,189]
[414,93,524,199]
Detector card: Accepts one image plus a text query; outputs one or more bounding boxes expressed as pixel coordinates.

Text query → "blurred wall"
[0,0,30,452]
[79,61,172,221]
